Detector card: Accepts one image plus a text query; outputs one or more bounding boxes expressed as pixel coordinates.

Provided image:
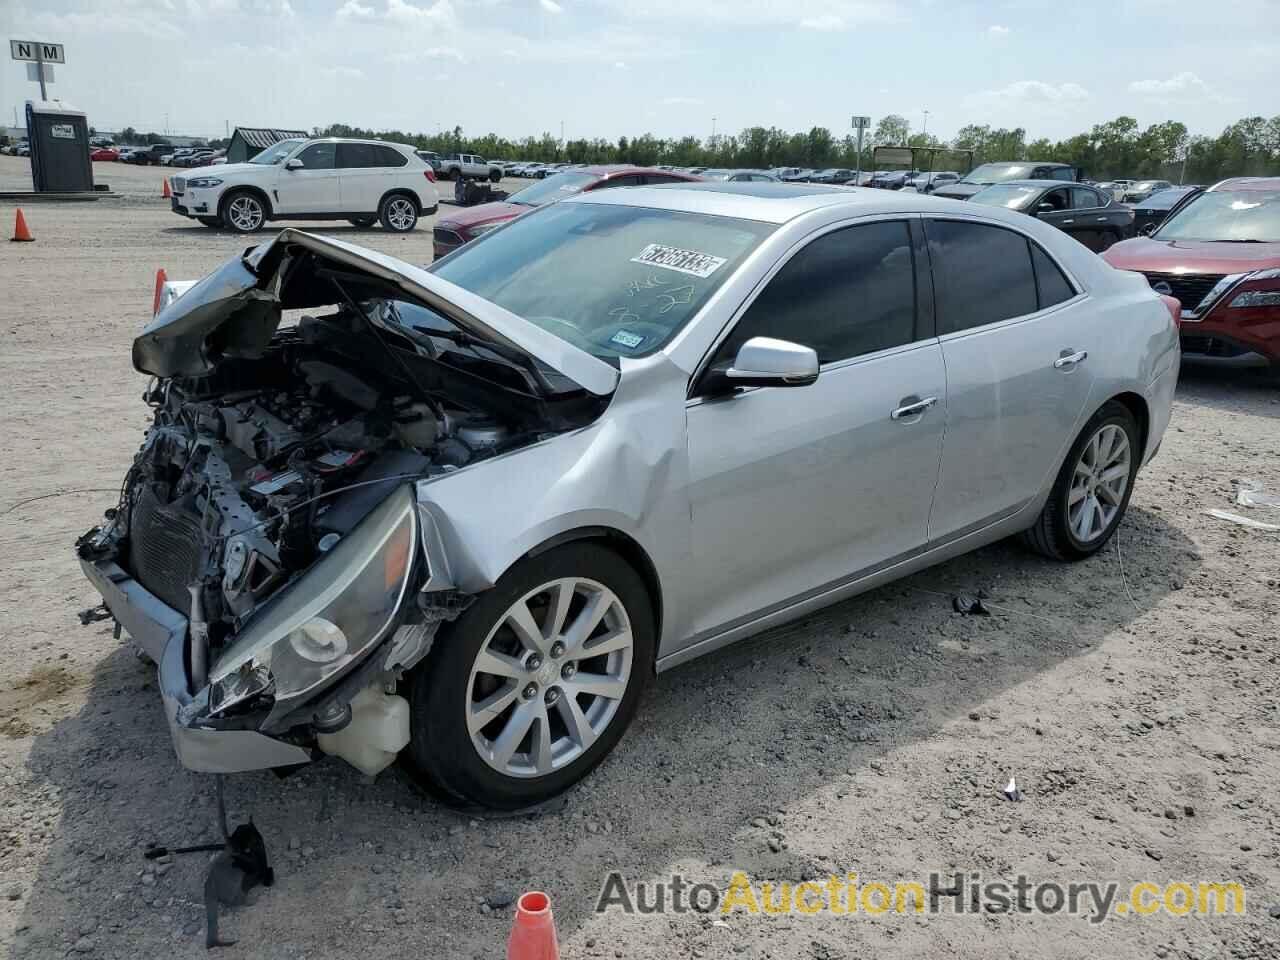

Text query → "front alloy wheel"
[402,543,653,809]
[223,191,266,233]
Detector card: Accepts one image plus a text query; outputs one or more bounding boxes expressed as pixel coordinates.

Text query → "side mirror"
[285,158,304,170]
[1037,201,1055,213]
[1140,222,1157,236]
[702,337,819,395]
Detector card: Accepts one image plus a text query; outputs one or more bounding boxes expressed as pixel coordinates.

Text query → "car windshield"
[250,139,305,164]
[968,184,1041,210]
[507,171,598,207]
[431,201,775,359]
[1155,190,1280,242]
[964,163,1034,184]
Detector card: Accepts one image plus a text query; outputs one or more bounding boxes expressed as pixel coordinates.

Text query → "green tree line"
[314,114,1280,183]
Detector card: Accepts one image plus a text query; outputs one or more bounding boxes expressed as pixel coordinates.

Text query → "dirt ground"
[1,152,1278,960]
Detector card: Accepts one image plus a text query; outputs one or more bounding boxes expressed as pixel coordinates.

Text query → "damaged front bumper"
[80,556,315,773]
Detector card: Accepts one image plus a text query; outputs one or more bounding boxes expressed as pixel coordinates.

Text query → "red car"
[432,165,702,259]
[1103,177,1280,369]
[89,147,119,161]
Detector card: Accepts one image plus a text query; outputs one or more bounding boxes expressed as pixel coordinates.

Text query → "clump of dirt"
[0,665,80,737]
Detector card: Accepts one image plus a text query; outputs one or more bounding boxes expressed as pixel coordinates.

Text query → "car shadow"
[1176,365,1279,417]
[11,505,1197,957]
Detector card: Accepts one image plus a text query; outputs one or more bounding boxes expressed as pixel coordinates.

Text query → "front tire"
[402,543,654,810]
[1021,400,1140,560]
[221,190,267,233]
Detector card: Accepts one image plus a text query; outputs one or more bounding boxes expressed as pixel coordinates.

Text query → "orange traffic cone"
[162,178,172,199]
[10,208,34,242]
[153,268,168,315]
[507,892,559,960]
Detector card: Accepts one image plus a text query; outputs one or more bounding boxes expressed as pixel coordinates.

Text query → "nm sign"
[10,40,66,64]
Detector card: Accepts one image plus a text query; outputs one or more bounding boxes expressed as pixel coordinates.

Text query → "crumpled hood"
[132,228,620,396]
[1102,236,1280,276]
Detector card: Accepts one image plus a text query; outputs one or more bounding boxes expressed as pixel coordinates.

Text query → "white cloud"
[614,60,627,68]
[977,80,1089,102]
[987,24,1010,36]
[661,96,704,106]
[390,45,468,62]
[321,65,365,79]
[1128,72,1206,95]
[336,0,374,17]
[601,0,901,29]
[540,0,563,11]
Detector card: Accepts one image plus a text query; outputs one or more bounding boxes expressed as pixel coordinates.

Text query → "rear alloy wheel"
[402,543,653,809]
[222,191,266,233]
[1022,400,1139,560]
[379,194,418,233]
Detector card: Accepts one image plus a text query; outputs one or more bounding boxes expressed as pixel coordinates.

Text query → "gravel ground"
[2,153,1279,959]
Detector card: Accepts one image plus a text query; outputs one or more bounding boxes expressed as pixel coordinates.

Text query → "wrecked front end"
[77,230,613,776]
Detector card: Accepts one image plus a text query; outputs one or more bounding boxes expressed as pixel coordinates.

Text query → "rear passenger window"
[375,146,407,167]
[717,220,917,365]
[927,220,1038,333]
[336,143,378,168]
[1073,187,1103,208]
[1030,242,1076,308]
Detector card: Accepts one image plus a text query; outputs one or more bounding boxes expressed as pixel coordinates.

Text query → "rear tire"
[1021,400,1140,561]
[401,543,654,810]
[378,194,418,232]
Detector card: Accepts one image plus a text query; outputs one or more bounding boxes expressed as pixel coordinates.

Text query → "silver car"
[78,182,1179,809]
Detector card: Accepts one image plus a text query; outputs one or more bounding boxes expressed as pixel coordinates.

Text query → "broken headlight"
[206,485,418,717]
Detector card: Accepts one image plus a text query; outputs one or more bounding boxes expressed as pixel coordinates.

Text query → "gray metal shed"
[225,127,308,163]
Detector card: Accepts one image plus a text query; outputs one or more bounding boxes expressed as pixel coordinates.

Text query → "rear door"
[684,218,946,638]
[275,141,338,214]
[1071,186,1119,250]
[1033,186,1098,249]
[335,142,386,213]
[924,218,1097,542]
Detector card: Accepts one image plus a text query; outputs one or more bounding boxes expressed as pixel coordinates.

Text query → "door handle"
[1061,219,1074,224]
[1096,217,1109,222]
[1054,350,1088,369]
[891,396,938,420]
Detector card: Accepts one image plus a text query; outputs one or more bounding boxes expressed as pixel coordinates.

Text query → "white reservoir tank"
[316,685,411,777]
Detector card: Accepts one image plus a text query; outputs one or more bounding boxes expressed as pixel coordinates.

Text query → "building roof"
[233,127,308,149]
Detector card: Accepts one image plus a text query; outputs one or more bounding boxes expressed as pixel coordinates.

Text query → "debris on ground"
[1205,509,1280,531]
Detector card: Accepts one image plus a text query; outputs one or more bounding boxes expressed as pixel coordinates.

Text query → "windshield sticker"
[631,243,728,279]
[610,330,645,349]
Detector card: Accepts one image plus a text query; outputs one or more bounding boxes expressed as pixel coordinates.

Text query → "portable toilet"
[26,100,94,193]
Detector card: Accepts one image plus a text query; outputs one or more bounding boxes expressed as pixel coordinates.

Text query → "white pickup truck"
[438,153,503,182]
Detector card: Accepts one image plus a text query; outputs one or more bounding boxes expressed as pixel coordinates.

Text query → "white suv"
[168,138,439,234]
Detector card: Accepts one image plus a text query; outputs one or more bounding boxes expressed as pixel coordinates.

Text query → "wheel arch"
[525,526,664,669]
[1110,390,1150,456]
[378,187,421,214]
[218,184,272,218]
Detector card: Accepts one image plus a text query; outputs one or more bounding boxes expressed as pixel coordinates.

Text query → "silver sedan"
[80,181,1179,810]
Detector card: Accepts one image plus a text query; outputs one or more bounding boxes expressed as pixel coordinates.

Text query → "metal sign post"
[10,39,65,101]
[851,115,869,184]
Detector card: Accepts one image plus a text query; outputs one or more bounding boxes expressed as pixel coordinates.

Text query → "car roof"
[565,180,1038,225]
[579,164,675,177]
[1210,176,1280,192]
[988,179,1090,188]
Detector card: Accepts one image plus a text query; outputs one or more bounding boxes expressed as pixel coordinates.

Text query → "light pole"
[922,109,929,139]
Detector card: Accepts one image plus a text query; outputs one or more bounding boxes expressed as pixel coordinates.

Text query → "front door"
[923,218,1097,542]
[275,141,338,215]
[684,219,946,640]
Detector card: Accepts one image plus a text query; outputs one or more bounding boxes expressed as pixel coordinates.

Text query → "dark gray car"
[969,179,1134,251]
[934,162,1078,200]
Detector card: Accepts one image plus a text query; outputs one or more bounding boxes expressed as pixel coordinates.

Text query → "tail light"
[1157,293,1181,329]
[424,169,436,183]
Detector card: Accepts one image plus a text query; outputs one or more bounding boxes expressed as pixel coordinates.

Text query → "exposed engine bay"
[79,294,601,723]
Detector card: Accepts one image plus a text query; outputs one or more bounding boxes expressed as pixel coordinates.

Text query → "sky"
[2,0,1277,145]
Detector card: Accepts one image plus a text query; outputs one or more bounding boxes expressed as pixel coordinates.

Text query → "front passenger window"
[296,143,335,169]
[714,220,917,366]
